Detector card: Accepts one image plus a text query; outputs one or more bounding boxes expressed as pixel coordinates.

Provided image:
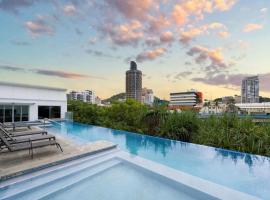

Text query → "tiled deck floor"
[0,132,116,181]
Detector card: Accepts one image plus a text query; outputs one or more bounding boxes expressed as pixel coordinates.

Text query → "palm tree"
[142,109,168,134]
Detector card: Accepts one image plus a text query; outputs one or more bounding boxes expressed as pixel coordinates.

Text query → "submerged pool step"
[0,158,121,200]
[0,149,119,189]
[0,153,120,200]
[3,159,121,200]
[39,160,121,200]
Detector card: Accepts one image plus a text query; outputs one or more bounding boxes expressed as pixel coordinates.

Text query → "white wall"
[0,83,67,121]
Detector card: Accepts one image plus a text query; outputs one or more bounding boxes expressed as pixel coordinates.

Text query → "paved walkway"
[0,133,116,181]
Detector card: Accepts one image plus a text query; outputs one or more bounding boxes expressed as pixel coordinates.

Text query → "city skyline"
[0,0,269,99]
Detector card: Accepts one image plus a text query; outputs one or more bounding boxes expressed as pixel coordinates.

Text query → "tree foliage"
[68,100,270,156]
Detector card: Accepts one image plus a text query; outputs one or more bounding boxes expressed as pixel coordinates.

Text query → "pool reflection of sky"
[47,121,270,199]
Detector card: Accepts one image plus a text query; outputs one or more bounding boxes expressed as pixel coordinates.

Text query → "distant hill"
[102,92,169,105]
[102,93,126,104]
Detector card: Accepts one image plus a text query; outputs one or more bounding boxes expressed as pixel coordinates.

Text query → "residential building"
[241,76,259,103]
[69,91,78,100]
[142,88,154,105]
[83,90,95,104]
[169,90,203,110]
[126,61,142,102]
[0,82,67,122]
[67,90,95,104]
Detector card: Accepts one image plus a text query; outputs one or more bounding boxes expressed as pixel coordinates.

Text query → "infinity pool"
[46,121,270,199]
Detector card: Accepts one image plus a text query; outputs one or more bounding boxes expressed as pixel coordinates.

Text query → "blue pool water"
[42,162,197,200]
[46,121,270,199]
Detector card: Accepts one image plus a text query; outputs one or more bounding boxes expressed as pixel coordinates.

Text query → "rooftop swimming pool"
[46,121,270,199]
[0,150,258,200]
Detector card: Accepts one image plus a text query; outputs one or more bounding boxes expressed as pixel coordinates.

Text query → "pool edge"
[0,144,118,182]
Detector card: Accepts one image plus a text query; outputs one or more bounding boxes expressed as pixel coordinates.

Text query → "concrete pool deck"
[0,132,117,181]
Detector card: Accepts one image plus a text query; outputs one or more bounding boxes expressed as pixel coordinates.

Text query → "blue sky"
[0,0,269,99]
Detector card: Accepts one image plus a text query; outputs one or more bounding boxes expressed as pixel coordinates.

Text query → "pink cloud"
[105,0,154,20]
[136,48,166,62]
[63,4,76,15]
[147,15,171,32]
[145,36,160,47]
[180,27,205,45]
[104,20,143,46]
[160,31,174,43]
[25,16,54,37]
[187,45,227,69]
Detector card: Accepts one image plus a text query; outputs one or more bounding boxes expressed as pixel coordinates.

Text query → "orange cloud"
[172,5,187,25]
[180,22,227,44]
[217,31,230,38]
[214,0,237,11]
[172,0,237,25]
[243,23,263,32]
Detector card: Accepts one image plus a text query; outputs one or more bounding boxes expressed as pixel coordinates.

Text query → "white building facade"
[0,82,67,122]
[236,103,270,114]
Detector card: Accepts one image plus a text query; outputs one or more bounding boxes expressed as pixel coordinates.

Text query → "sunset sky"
[0,0,269,100]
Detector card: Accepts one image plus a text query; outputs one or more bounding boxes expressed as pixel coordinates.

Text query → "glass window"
[51,106,61,119]
[38,106,61,119]
[38,106,50,119]
[14,105,21,122]
[0,105,4,123]
[22,106,29,121]
[4,105,13,122]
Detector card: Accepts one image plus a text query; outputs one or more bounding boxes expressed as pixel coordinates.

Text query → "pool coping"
[0,144,117,182]
[116,151,261,200]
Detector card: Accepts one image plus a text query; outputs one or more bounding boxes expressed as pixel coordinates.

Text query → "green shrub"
[160,111,199,142]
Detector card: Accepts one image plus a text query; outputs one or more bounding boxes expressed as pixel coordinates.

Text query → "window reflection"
[0,105,29,122]
[22,106,29,121]
[4,105,12,122]
[0,105,3,123]
[14,106,21,122]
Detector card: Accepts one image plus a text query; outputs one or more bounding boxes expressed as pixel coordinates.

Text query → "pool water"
[42,162,196,200]
[46,121,270,199]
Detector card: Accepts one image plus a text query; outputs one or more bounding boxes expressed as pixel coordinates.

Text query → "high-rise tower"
[241,76,259,103]
[126,61,142,102]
